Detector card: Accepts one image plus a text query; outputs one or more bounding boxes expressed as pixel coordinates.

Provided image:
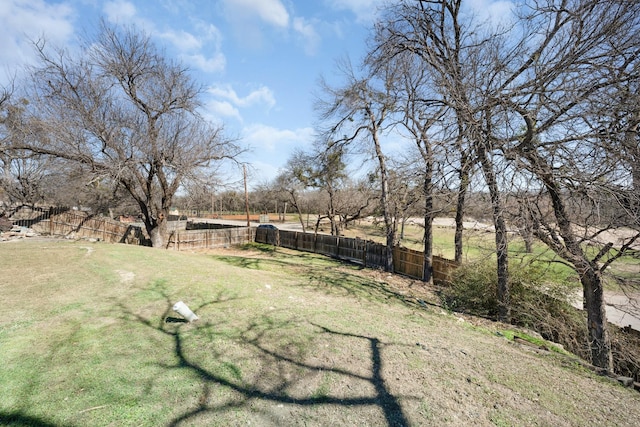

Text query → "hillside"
[1,239,639,426]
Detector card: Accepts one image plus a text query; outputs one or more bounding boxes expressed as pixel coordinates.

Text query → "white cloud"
[202,84,277,124]
[102,4,227,75]
[185,22,226,74]
[160,25,226,73]
[326,0,386,23]
[204,100,242,122]
[0,0,75,82]
[184,53,226,73]
[158,29,202,51]
[103,0,137,23]
[220,0,291,50]
[293,17,320,56]
[208,84,276,109]
[221,0,289,28]
[243,124,314,151]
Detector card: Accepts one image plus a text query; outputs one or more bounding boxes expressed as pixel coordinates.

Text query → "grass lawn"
[1,239,639,426]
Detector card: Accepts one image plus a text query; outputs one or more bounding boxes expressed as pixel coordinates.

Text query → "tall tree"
[316,59,397,271]
[496,0,640,370]
[20,23,240,247]
[0,90,53,206]
[373,0,511,318]
[383,54,445,282]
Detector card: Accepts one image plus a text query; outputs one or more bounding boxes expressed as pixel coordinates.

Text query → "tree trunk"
[525,147,614,371]
[581,265,613,371]
[454,155,471,264]
[478,148,510,323]
[294,205,306,233]
[148,224,164,248]
[327,186,339,236]
[146,213,167,248]
[523,232,533,254]
[374,139,394,273]
[140,204,167,248]
[423,160,434,284]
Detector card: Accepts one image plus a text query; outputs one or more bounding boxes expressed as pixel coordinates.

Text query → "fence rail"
[256,228,458,284]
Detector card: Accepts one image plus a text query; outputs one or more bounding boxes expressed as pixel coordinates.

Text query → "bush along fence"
[255,227,459,285]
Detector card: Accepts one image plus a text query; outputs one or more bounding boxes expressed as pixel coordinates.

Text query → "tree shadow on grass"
[211,251,435,311]
[120,292,412,426]
[302,268,438,313]
[211,249,331,272]
[0,411,72,427]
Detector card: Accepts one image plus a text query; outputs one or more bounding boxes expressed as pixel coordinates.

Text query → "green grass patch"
[498,330,569,354]
[1,239,639,426]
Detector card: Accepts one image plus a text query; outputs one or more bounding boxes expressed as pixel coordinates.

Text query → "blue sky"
[1,0,513,188]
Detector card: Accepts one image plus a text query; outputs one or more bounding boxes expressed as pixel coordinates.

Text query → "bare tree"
[290,143,350,236]
[372,0,512,318]
[0,90,52,206]
[316,59,397,271]
[491,0,640,371]
[384,52,448,282]
[273,149,316,233]
[19,23,240,247]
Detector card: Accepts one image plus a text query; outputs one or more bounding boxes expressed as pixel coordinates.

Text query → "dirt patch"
[116,270,135,283]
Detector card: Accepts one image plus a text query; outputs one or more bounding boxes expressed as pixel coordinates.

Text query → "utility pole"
[244,164,250,227]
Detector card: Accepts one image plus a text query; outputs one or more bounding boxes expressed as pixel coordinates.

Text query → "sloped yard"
[1,239,638,426]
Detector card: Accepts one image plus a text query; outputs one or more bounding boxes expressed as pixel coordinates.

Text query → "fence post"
[363,240,367,267]
[49,207,54,235]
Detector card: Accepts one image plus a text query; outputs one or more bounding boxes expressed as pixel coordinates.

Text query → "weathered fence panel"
[315,234,339,258]
[364,242,388,270]
[168,227,253,250]
[255,228,458,284]
[11,206,144,244]
[7,206,257,249]
[393,247,424,280]
[298,232,317,252]
[432,256,459,285]
[336,237,365,264]
[256,227,279,246]
[278,230,298,249]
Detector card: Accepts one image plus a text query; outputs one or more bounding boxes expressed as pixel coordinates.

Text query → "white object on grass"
[173,301,199,322]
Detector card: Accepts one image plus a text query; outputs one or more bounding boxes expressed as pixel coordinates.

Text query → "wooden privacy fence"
[256,228,459,284]
[12,207,144,244]
[167,227,254,250]
[9,206,255,249]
